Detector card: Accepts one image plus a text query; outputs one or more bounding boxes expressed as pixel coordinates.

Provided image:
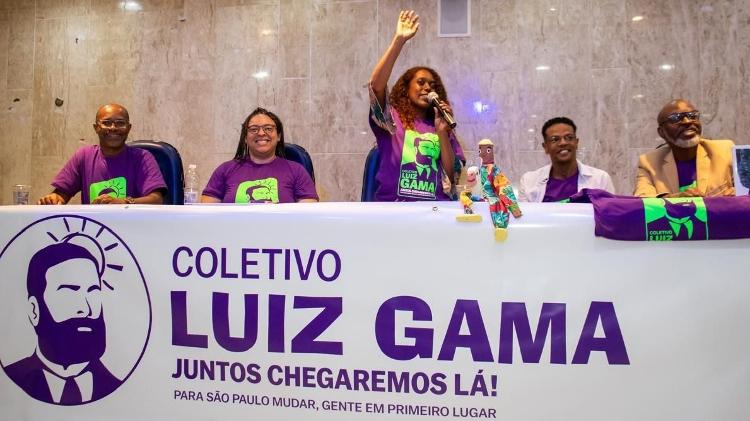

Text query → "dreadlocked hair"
[389,66,450,130]
[233,107,286,160]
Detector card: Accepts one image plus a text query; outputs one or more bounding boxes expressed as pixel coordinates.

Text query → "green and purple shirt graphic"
[203,158,318,204]
[51,145,166,204]
[569,189,750,241]
[368,90,464,201]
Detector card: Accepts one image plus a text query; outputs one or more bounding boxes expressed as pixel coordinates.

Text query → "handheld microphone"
[427,91,457,129]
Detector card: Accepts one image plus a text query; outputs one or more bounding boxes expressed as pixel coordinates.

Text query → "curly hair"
[389,66,450,130]
[233,107,286,160]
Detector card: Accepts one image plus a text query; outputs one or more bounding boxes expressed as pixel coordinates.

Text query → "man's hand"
[92,194,127,204]
[665,188,702,198]
[37,192,67,205]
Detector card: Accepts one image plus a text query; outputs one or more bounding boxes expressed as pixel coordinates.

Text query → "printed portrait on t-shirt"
[89,177,127,201]
[235,178,280,203]
[398,130,440,200]
[643,197,708,241]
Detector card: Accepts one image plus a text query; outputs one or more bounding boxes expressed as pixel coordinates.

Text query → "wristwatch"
[125,197,135,204]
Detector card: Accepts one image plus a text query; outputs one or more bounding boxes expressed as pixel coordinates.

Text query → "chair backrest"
[284,143,315,182]
[361,146,380,202]
[128,140,185,205]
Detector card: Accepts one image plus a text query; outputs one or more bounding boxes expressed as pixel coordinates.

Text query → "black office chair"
[128,140,185,205]
[361,146,380,202]
[284,143,315,182]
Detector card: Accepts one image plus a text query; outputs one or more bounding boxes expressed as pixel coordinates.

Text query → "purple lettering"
[268,294,285,352]
[294,250,316,280]
[220,248,238,279]
[375,296,433,360]
[241,248,260,279]
[262,248,282,279]
[438,300,493,362]
[572,301,629,364]
[195,247,218,278]
[171,291,208,348]
[212,292,258,352]
[291,296,343,355]
[173,246,193,277]
[499,302,566,364]
[316,249,341,282]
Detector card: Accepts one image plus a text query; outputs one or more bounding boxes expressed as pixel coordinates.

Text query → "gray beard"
[670,134,700,149]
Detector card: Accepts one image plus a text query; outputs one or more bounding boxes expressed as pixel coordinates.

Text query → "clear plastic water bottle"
[184,164,199,204]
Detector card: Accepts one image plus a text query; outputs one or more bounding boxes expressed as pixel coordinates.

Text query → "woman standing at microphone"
[368,10,464,201]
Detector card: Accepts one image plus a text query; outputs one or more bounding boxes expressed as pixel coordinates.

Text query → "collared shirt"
[37,352,94,403]
[518,161,615,202]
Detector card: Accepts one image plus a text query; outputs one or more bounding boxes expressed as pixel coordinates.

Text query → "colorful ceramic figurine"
[456,166,482,222]
[477,139,522,241]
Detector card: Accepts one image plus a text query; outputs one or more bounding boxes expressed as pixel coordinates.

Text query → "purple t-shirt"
[51,145,166,204]
[542,170,579,202]
[202,157,318,203]
[369,109,464,201]
[676,158,697,192]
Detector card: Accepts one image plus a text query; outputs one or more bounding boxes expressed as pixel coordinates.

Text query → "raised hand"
[395,10,420,41]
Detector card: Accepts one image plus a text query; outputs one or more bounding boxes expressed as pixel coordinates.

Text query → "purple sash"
[570,189,750,241]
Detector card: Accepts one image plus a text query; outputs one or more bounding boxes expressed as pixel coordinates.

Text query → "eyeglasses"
[545,134,577,144]
[247,125,276,135]
[97,120,129,129]
[659,110,700,125]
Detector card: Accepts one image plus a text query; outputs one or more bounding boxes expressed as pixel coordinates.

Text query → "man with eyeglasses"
[633,99,735,197]
[38,103,166,205]
[519,116,614,202]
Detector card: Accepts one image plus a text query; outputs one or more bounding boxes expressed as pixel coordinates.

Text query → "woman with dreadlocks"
[201,107,318,203]
[368,10,464,201]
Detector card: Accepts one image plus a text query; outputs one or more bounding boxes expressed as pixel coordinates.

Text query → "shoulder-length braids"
[233,107,286,160]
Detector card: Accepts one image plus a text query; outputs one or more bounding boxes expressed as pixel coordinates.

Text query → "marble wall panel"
[6,8,35,90]
[62,16,96,161]
[311,152,366,202]
[0,90,33,205]
[175,79,216,169]
[591,0,627,69]
[737,0,750,144]
[0,10,8,92]
[592,67,630,194]
[86,14,140,88]
[280,0,310,78]
[277,77,313,153]
[213,3,280,155]
[310,1,376,154]
[31,18,69,158]
[0,1,35,9]
[180,0,216,81]
[132,9,187,145]
[700,66,740,142]
[479,0,519,73]
[37,0,90,19]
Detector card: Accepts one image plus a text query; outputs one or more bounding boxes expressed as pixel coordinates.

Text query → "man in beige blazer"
[634,99,735,197]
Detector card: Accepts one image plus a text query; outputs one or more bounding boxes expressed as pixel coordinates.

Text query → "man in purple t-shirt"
[38,104,166,205]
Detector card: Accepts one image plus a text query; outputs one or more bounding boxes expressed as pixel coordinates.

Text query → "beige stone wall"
[1,0,748,204]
